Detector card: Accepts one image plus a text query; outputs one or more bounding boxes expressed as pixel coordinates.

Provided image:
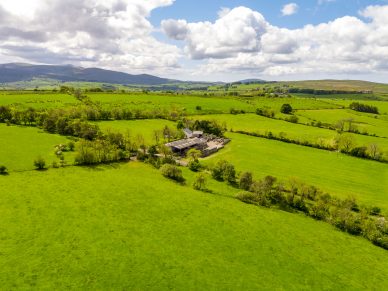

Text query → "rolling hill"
[0,63,174,85]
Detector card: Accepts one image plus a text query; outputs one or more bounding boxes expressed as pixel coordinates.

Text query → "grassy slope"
[97,119,177,145]
[296,109,388,138]
[0,124,73,171]
[192,114,388,154]
[204,133,388,210]
[281,80,388,94]
[1,163,387,289]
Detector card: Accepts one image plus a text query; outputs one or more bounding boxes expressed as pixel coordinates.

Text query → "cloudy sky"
[1,0,388,82]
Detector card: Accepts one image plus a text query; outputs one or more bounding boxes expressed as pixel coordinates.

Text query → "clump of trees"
[231,168,388,250]
[211,160,236,185]
[192,119,226,137]
[349,102,379,114]
[187,149,202,172]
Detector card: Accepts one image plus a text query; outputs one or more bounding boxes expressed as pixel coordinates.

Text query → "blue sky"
[1,0,388,82]
[151,0,386,29]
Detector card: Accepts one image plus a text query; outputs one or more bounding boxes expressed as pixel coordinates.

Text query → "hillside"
[0,63,173,85]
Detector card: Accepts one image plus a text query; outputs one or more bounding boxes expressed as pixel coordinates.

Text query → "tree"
[239,172,253,191]
[367,143,381,160]
[193,173,207,191]
[34,156,46,170]
[280,104,293,114]
[336,134,356,153]
[186,148,202,160]
[0,165,8,175]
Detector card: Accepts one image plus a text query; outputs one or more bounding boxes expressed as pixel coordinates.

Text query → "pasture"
[204,132,388,210]
[1,162,387,289]
[97,119,177,145]
[191,114,388,155]
[0,124,73,171]
[0,91,80,109]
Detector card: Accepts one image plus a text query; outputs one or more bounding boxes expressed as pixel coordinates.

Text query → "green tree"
[193,173,207,191]
[34,156,46,170]
[280,104,293,114]
[239,172,253,191]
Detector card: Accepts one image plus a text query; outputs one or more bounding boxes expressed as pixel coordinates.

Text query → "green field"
[191,114,388,155]
[0,91,80,109]
[87,92,256,114]
[97,119,177,144]
[205,132,388,210]
[0,124,73,171]
[1,162,387,289]
[296,109,388,137]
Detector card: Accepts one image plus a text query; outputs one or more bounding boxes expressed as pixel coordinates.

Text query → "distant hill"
[280,80,388,94]
[0,63,175,85]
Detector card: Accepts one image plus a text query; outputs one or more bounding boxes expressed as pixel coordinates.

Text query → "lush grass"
[97,119,177,145]
[324,99,388,115]
[296,109,388,138]
[88,92,256,114]
[1,162,388,289]
[251,97,340,112]
[0,91,80,109]
[191,114,388,155]
[204,132,388,210]
[0,124,73,171]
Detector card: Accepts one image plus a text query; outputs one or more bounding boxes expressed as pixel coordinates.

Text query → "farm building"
[183,128,204,138]
[165,137,207,154]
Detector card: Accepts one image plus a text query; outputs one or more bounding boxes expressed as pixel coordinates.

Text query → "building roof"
[166,138,206,150]
[183,128,193,138]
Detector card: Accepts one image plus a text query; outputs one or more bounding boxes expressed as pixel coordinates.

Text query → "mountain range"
[0,63,175,85]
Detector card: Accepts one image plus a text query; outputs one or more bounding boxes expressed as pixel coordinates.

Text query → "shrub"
[188,159,201,172]
[160,164,185,182]
[34,157,46,170]
[0,165,8,175]
[280,104,293,114]
[193,173,207,191]
[67,141,75,151]
[236,191,258,204]
[195,105,202,110]
[239,172,253,191]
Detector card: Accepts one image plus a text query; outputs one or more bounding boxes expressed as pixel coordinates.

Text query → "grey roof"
[166,138,206,150]
[193,131,203,135]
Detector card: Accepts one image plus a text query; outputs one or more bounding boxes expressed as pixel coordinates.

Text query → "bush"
[193,173,207,191]
[280,104,293,114]
[188,159,201,172]
[236,191,258,204]
[34,157,46,170]
[160,164,185,182]
[0,165,8,175]
[239,172,253,191]
[67,141,75,151]
[212,160,236,184]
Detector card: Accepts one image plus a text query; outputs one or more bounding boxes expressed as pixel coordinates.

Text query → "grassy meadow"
[191,113,388,154]
[1,163,388,289]
[97,119,177,145]
[0,124,73,171]
[204,132,388,210]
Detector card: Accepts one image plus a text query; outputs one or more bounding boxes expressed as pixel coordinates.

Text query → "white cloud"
[282,3,299,16]
[163,5,388,80]
[162,6,268,59]
[318,0,336,5]
[0,0,181,75]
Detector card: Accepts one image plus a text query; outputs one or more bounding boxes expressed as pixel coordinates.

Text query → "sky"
[1,0,388,82]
